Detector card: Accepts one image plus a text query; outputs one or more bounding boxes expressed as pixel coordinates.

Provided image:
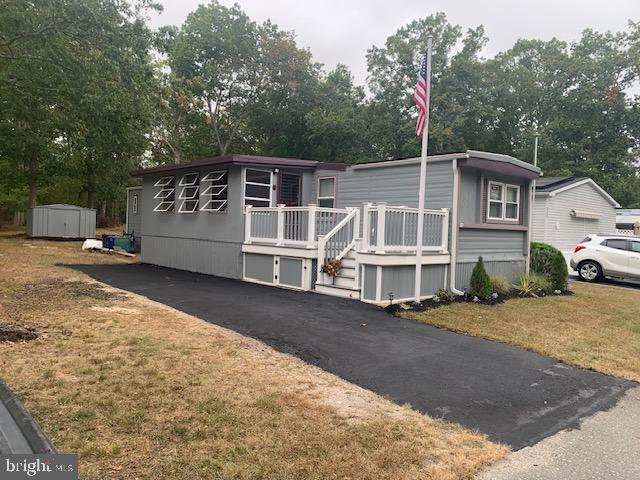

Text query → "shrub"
[530,242,568,290]
[489,275,512,296]
[469,256,492,300]
[433,288,456,303]
[514,272,552,296]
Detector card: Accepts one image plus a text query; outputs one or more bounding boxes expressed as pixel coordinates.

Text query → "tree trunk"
[27,156,37,207]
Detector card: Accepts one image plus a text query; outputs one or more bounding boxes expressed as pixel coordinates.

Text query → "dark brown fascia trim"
[316,162,348,171]
[459,157,540,180]
[130,155,347,177]
[459,223,528,232]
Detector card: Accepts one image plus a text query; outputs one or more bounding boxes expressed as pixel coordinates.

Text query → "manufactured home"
[532,176,619,256]
[128,151,541,304]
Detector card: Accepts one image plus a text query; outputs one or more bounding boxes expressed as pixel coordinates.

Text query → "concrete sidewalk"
[477,386,640,479]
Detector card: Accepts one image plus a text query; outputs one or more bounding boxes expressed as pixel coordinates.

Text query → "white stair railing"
[317,208,360,285]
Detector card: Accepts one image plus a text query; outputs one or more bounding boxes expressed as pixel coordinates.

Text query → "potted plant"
[320,258,342,282]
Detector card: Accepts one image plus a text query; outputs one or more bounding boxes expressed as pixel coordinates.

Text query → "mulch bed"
[385,289,574,315]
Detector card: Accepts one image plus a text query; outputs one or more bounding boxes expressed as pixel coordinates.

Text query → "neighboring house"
[616,209,640,235]
[532,177,619,256]
[127,150,540,304]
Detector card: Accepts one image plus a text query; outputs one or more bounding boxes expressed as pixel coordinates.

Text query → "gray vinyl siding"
[278,257,303,288]
[313,160,454,211]
[457,229,527,262]
[456,260,525,290]
[143,236,243,278]
[244,253,274,283]
[532,182,617,253]
[531,195,547,243]
[27,204,96,239]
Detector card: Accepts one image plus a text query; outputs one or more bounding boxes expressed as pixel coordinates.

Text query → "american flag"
[413,48,430,136]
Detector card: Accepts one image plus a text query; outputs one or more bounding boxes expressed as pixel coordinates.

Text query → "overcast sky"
[148,0,640,86]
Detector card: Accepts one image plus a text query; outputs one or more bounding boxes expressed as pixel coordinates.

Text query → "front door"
[278,172,301,206]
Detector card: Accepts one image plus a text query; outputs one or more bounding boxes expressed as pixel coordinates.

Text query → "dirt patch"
[0,323,39,342]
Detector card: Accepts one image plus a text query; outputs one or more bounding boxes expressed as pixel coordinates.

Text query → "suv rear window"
[603,239,628,250]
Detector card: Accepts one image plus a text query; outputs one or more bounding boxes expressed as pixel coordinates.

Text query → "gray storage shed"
[26,204,96,239]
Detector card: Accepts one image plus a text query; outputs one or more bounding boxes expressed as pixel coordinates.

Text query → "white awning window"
[178,173,200,213]
[200,170,228,212]
[154,176,175,212]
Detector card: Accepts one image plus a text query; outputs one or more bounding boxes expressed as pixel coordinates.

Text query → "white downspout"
[449,158,464,295]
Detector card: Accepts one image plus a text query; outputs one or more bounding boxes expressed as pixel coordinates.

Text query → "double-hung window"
[178,172,200,213]
[200,170,228,212]
[317,177,336,208]
[244,168,272,207]
[487,181,520,222]
[153,176,175,212]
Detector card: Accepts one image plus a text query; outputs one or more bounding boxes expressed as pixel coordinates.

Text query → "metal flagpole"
[414,31,433,303]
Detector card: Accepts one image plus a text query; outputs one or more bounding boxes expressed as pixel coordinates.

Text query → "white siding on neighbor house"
[532,182,617,253]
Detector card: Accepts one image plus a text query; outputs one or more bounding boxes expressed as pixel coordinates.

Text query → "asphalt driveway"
[73,263,635,450]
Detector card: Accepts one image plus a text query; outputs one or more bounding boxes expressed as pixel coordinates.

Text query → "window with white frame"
[487,181,520,222]
[244,168,272,207]
[200,170,228,212]
[178,172,200,213]
[153,176,175,212]
[317,177,336,208]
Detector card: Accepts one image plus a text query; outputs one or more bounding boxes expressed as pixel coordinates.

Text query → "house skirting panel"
[141,235,243,279]
[243,253,312,291]
[455,259,526,291]
[360,264,447,304]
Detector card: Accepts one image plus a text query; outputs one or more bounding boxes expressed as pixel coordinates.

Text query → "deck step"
[315,283,361,300]
[333,276,356,288]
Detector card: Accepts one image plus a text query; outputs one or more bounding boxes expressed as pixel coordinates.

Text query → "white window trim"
[201,184,227,196]
[154,176,174,187]
[487,181,520,222]
[317,176,337,208]
[132,194,138,214]
[242,167,273,209]
[201,199,228,212]
[179,172,199,186]
[178,186,199,200]
[154,200,175,212]
[202,171,226,182]
[178,199,199,213]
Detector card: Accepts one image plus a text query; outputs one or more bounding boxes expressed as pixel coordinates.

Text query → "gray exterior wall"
[141,165,244,278]
[532,182,617,252]
[140,165,316,279]
[27,204,96,239]
[126,188,142,251]
[455,167,532,288]
[313,160,454,211]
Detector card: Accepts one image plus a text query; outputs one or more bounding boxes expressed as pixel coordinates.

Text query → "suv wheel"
[578,261,602,282]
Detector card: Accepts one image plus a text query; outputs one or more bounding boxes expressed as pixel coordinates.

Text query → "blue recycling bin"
[103,235,116,250]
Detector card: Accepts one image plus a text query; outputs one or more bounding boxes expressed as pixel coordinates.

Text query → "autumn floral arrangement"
[320,258,342,277]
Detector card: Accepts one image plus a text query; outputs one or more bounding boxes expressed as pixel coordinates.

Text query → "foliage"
[469,256,492,300]
[530,242,569,290]
[320,259,343,277]
[489,275,512,296]
[3,5,640,221]
[433,288,456,303]
[514,273,552,296]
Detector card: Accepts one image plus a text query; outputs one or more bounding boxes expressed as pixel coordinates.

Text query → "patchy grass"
[0,235,506,479]
[402,283,640,381]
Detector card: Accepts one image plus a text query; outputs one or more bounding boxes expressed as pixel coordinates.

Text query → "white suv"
[570,234,640,282]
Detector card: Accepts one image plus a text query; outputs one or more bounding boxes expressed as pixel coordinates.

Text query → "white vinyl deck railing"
[244,204,350,247]
[362,203,449,254]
